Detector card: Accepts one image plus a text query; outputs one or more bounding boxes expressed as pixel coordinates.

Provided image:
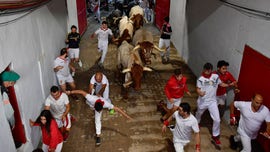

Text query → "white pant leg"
[96,8,100,21]
[95,110,102,135]
[240,135,251,152]
[100,44,108,63]
[174,142,185,152]
[103,85,109,99]
[195,103,207,124]
[163,39,170,58]
[159,39,165,56]
[42,144,49,152]
[55,142,63,152]
[42,142,63,152]
[208,102,221,136]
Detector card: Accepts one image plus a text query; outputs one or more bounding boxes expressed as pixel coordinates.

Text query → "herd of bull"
[106,5,164,97]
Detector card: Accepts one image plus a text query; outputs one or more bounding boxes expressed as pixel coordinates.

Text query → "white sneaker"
[78,60,83,67]
[71,71,75,77]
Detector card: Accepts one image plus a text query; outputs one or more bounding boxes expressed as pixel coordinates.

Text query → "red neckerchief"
[100,27,108,31]
[59,56,67,62]
[164,22,170,32]
[201,72,212,79]
[95,99,104,106]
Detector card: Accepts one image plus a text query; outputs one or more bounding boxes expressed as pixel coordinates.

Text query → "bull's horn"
[154,45,164,52]
[132,45,140,52]
[123,81,133,88]
[122,68,131,73]
[113,17,122,24]
[144,17,148,23]
[143,67,152,71]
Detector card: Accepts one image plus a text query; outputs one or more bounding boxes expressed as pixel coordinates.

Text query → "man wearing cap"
[66,89,132,146]
[0,71,20,129]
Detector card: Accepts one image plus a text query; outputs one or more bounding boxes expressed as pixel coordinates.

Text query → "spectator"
[0,71,20,129]
[29,110,63,152]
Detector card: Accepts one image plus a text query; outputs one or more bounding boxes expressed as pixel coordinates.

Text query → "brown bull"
[132,28,164,65]
[129,5,146,31]
[118,41,152,93]
[114,16,134,45]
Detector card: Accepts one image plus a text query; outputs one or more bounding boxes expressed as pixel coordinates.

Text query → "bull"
[132,28,163,65]
[114,16,134,45]
[106,9,123,38]
[117,40,152,93]
[129,5,146,31]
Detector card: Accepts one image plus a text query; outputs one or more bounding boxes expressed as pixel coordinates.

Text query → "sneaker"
[98,62,104,68]
[96,137,101,146]
[229,135,238,150]
[78,60,83,67]
[212,136,221,145]
[71,71,75,77]
[167,125,175,129]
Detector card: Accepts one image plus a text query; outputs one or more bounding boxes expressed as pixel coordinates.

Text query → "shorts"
[167,98,182,109]
[158,38,170,49]
[216,94,226,105]
[56,75,74,85]
[68,48,80,59]
[55,113,71,129]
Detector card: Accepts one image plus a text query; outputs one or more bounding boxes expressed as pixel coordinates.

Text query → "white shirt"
[85,94,114,109]
[95,28,113,44]
[54,57,70,77]
[45,93,69,119]
[235,101,270,139]
[172,112,199,143]
[197,74,221,102]
[90,74,109,88]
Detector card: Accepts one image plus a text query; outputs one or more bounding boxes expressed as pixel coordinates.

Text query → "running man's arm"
[89,83,94,94]
[97,84,106,97]
[62,103,70,121]
[113,106,133,120]
[260,121,270,139]
[196,87,205,97]
[161,114,173,133]
[194,132,201,152]
[67,90,88,97]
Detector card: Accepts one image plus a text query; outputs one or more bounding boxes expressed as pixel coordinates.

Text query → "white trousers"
[42,142,63,152]
[95,110,102,135]
[235,129,252,152]
[159,38,170,58]
[98,42,108,63]
[174,142,185,152]
[94,99,112,135]
[195,101,220,136]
